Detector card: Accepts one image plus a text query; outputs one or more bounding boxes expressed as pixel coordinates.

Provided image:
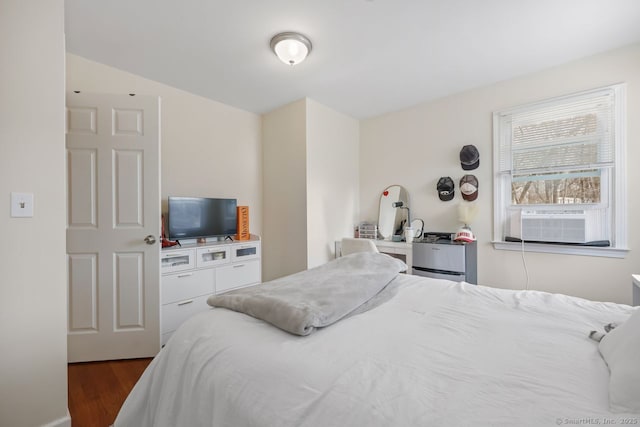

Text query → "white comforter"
[115,275,634,427]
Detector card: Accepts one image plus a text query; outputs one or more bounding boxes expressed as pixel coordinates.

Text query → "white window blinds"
[497,88,616,175]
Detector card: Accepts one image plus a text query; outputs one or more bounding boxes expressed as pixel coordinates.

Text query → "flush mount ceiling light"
[270,32,312,65]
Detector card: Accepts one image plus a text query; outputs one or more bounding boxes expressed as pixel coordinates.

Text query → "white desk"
[633,274,640,306]
[335,239,412,271]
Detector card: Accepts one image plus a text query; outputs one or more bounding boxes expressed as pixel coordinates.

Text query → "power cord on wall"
[521,239,530,290]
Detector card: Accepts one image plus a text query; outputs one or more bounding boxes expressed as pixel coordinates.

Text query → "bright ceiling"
[64,0,640,119]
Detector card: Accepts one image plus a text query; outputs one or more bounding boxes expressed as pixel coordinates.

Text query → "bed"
[114,253,639,426]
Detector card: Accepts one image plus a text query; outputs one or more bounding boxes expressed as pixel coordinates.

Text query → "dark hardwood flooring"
[68,358,152,427]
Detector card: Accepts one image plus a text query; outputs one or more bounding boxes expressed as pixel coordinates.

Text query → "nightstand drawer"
[162,294,210,335]
[215,259,260,293]
[162,268,214,304]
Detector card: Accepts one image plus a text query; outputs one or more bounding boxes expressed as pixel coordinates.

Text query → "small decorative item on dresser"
[358,222,378,239]
[161,214,179,248]
[454,202,479,243]
[404,226,416,242]
[410,219,424,239]
[236,206,250,240]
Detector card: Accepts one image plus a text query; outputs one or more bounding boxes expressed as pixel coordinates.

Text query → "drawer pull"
[164,254,187,258]
[177,273,193,278]
[233,264,245,268]
[177,299,194,306]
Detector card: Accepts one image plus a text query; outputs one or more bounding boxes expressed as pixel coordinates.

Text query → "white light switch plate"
[11,192,34,218]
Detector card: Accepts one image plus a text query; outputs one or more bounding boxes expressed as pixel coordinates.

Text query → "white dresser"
[160,236,261,345]
[335,239,412,271]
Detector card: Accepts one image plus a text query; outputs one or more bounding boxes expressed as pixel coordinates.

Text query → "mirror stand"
[377,185,409,240]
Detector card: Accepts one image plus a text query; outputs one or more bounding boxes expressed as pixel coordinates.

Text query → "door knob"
[144,235,156,245]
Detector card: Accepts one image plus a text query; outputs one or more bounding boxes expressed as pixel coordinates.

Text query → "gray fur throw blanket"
[207,252,407,335]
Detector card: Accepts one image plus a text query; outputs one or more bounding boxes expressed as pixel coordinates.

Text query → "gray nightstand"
[633,275,640,306]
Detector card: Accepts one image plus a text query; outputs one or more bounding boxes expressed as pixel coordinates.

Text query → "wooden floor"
[68,358,152,427]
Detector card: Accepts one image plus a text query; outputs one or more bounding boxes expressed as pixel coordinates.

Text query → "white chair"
[341,238,379,256]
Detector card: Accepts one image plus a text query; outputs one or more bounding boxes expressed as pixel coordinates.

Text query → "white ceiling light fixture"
[270,32,312,66]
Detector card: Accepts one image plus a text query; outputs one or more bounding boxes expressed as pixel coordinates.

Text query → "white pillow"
[599,308,640,413]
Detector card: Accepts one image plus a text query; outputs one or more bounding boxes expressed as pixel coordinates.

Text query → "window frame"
[492,84,628,258]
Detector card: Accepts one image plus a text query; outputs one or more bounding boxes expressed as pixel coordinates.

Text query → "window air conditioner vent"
[520,211,587,244]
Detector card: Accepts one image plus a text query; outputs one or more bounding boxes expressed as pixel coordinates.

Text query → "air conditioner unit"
[513,210,593,244]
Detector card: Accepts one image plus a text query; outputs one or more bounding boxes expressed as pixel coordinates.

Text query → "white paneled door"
[66,92,161,362]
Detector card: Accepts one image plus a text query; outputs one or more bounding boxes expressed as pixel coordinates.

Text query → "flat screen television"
[167,197,237,240]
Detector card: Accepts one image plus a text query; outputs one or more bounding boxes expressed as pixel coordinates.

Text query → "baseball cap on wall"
[460,145,480,170]
[437,177,455,201]
[460,175,478,201]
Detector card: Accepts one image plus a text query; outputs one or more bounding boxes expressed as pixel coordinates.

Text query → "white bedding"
[115,274,635,427]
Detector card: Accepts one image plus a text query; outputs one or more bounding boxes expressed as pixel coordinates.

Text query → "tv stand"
[195,236,228,244]
[160,234,261,345]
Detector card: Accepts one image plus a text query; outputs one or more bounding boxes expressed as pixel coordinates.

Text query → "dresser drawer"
[412,243,465,273]
[161,294,210,335]
[196,246,230,268]
[373,240,410,251]
[161,249,195,273]
[215,259,260,293]
[230,242,261,262]
[162,268,214,304]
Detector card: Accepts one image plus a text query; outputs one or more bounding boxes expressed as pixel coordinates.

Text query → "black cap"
[437,177,455,201]
[460,145,480,170]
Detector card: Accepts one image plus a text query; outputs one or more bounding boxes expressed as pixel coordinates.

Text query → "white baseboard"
[41,409,71,427]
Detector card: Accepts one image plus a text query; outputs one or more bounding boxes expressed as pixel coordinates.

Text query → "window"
[493,84,627,257]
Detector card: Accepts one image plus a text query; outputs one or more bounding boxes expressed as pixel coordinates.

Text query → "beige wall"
[306,99,360,267]
[66,54,263,237]
[262,99,308,280]
[262,98,360,279]
[361,43,640,304]
[0,1,69,426]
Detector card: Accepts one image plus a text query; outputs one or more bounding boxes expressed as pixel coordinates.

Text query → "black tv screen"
[168,197,237,239]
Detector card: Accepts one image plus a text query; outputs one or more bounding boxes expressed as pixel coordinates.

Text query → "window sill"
[492,241,629,258]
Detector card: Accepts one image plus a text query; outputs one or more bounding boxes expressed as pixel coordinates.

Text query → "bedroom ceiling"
[64,0,640,119]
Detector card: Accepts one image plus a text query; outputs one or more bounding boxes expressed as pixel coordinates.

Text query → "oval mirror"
[378,185,408,240]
